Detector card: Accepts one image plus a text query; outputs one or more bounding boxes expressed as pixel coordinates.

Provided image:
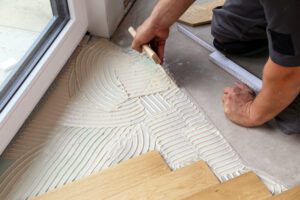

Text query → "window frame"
[0,0,88,155]
[0,0,70,111]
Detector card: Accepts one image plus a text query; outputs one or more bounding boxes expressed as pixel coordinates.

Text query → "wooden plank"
[182,172,272,200]
[266,186,300,200]
[106,161,220,200]
[178,0,225,27]
[32,151,171,200]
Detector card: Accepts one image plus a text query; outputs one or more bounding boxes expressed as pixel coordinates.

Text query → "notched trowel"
[128,26,162,64]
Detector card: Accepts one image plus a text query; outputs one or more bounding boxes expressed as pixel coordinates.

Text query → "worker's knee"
[211,6,233,43]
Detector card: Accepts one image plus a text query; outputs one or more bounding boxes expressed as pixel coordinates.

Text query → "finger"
[236,83,251,90]
[224,87,231,93]
[222,95,227,104]
[222,93,232,103]
[234,82,243,87]
[233,85,242,93]
[131,38,143,53]
[157,41,166,64]
[224,87,233,94]
[242,84,256,95]
[222,97,232,116]
[223,104,230,115]
[235,83,255,95]
[241,83,251,89]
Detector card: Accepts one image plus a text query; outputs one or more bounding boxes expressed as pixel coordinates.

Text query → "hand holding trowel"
[128,26,162,64]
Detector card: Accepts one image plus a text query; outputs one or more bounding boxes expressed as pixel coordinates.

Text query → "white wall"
[86,0,126,38]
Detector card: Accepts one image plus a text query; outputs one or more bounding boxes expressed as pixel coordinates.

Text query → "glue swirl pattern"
[0,39,286,199]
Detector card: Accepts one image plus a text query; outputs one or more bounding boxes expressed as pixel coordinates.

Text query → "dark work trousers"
[211,0,300,134]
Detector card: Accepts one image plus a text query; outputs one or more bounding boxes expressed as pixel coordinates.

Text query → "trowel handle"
[128,27,138,38]
[128,27,162,64]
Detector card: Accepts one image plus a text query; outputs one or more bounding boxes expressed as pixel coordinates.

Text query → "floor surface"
[112,0,300,187]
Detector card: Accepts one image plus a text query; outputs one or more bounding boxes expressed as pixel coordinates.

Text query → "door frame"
[0,0,88,154]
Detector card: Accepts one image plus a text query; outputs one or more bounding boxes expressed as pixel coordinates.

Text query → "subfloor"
[112,0,300,187]
[2,33,280,199]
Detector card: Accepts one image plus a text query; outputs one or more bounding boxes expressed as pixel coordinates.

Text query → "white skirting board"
[209,52,262,92]
[177,24,216,52]
[177,24,262,93]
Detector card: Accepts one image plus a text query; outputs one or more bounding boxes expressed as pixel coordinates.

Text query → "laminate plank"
[178,0,225,26]
[106,161,220,200]
[32,151,171,200]
[183,172,272,200]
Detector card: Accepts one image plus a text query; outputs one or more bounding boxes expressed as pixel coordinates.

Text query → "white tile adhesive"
[0,38,286,199]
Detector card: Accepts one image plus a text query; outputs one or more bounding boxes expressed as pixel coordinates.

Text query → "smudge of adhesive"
[0,38,286,200]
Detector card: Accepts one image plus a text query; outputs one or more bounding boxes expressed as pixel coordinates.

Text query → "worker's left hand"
[222,83,256,126]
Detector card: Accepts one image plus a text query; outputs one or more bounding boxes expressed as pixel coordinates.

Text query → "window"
[0,0,70,111]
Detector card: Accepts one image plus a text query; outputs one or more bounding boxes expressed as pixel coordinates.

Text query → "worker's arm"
[132,0,194,62]
[223,58,300,127]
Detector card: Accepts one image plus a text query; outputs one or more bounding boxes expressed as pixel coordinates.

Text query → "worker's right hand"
[131,18,170,63]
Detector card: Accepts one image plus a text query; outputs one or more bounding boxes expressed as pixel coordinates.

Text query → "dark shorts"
[211,0,300,134]
[211,0,300,67]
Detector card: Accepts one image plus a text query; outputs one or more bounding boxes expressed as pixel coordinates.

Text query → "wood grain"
[266,186,300,200]
[32,151,171,200]
[106,161,220,200]
[178,0,225,27]
[182,172,272,200]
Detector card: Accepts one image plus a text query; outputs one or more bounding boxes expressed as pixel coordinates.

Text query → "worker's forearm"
[248,58,300,125]
[148,0,194,29]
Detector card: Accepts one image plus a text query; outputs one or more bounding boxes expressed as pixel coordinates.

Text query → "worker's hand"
[222,83,256,127]
[131,18,169,63]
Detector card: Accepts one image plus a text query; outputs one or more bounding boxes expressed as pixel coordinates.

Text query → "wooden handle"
[128,27,162,64]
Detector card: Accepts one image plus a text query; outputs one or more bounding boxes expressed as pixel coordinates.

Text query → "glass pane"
[0,0,69,110]
[0,0,53,86]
